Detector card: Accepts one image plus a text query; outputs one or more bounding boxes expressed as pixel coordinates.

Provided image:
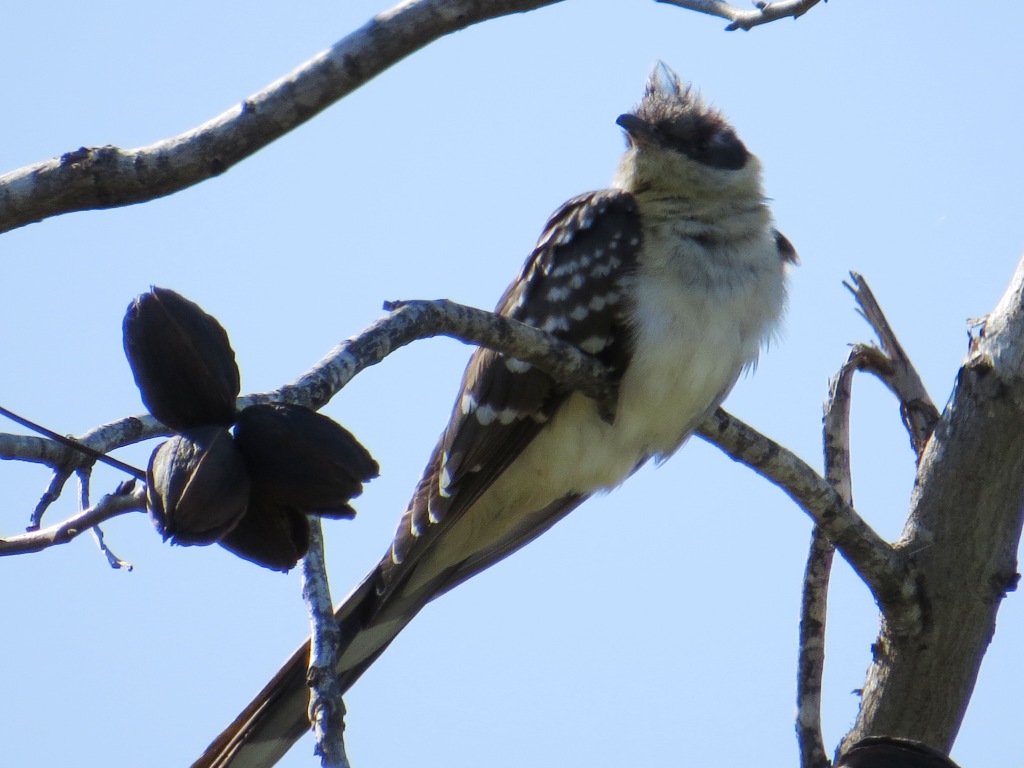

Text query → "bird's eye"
[694,127,749,171]
[657,117,749,171]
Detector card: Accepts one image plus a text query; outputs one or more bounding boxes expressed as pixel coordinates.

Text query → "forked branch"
[844,274,940,457]
[0,481,145,555]
[696,410,920,634]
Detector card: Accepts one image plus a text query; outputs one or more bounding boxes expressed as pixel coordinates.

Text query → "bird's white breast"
[449,224,787,560]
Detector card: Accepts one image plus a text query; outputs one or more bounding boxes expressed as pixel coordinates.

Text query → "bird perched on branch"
[194,64,796,768]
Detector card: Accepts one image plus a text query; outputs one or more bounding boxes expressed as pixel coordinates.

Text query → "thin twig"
[696,408,922,636]
[29,466,75,530]
[823,361,856,509]
[90,523,134,571]
[797,529,834,768]
[0,0,563,234]
[844,273,940,458]
[1,482,145,556]
[78,468,133,571]
[796,355,858,768]
[656,0,823,31]
[77,467,91,516]
[300,520,350,768]
[0,405,145,479]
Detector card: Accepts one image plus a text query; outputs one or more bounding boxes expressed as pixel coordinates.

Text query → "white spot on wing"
[505,357,532,373]
[551,260,581,278]
[476,404,497,425]
[427,496,443,524]
[580,335,608,353]
[547,285,570,302]
[439,462,453,495]
[497,407,519,425]
[542,316,569,333]
[460,393,477,415]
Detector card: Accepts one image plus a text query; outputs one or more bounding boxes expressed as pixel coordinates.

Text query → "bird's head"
[613,64,763,201]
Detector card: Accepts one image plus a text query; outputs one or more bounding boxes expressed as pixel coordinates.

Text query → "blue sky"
[2,2,1023,766]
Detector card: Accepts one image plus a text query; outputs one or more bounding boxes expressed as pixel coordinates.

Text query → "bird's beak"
[616,113,660,145]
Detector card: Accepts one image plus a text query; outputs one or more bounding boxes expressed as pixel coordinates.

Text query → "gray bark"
[840,257,1024,755]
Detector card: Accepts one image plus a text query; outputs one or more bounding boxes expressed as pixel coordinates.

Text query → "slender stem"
[0,405,145,479]
[844,274,939,458]
[300,520,350,768]
[0,483,146,556]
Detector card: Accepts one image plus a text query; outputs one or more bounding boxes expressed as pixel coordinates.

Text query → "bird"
[193,64,796,768]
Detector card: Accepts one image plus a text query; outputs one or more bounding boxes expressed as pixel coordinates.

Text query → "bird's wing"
[376,187,642,602]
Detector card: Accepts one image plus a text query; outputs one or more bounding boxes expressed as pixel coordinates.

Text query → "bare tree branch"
[300,521,349,768]
[797,271,940,765]
[795,274,941,765]
[844,273,940,457]
[0,432,69,467]
[797,529,834,768]
[90,521,134,571]
[0,482,145,556]
[796,353,858,768]
[0,405,146,479]
[696,409,922,635]
[840,254,1024,754]
[0,0,563,235]
[656,0,823,31]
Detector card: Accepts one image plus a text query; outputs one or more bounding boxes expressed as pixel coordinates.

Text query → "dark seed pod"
[218,496,310,572]
[146,426,250,545]
[837,737,961,768]
[233,403,378,516]
[124,287,240,431]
